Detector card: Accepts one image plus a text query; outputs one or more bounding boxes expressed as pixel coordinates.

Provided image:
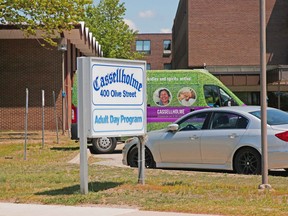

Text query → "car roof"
[206,105,278,112]
[208,105,262,112]
[190,106,278,116]
[175,106,278,123]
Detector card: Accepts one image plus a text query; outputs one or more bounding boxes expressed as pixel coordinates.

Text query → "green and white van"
[146,69,244,124]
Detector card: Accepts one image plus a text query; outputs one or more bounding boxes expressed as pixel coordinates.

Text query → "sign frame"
[78,57,147,138]
[78,57,147,194]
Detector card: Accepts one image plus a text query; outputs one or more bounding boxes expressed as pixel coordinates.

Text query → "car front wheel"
[127,146,155,168]
[234,148,261,175]
[91,137,117,154]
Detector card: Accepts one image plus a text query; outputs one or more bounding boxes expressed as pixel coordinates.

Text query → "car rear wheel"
[127,146,156,168]
[234,148,261,175]
[91,137,117,154]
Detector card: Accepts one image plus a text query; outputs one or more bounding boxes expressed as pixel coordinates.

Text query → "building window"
[164,63,172,69]
[147,63,151,70]
[163,40,171,51]
[136,40,151,54]
[163,40,171,57]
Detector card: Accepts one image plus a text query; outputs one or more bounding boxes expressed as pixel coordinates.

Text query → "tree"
[84,0,142,59]
[0,0,92,46]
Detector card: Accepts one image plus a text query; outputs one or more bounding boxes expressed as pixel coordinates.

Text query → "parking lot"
[90,143,127,168]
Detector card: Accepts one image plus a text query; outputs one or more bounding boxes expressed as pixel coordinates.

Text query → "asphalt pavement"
[0,202,219,216]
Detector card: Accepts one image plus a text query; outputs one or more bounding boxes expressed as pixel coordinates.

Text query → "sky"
[93,0,179,33]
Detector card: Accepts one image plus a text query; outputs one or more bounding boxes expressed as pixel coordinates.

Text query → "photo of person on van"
[178,87,197,106]
[154,88,171,106]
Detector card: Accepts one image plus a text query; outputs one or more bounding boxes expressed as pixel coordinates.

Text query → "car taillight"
[275,131,288,142]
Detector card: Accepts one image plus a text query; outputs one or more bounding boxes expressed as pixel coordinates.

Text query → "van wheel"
[91,137,117,154]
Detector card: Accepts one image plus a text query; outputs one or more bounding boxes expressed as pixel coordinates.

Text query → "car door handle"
[229,133,238,139]
[190,135,199,140]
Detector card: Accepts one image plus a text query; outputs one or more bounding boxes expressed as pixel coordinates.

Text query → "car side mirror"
[166,124,179,132]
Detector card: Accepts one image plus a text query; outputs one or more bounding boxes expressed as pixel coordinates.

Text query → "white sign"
[77,57,146,138]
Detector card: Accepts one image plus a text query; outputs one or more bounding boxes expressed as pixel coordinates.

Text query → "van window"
[204,85,220,107]
[204,85,238,107]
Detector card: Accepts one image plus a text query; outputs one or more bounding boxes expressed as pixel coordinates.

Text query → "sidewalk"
[0,202,219,216]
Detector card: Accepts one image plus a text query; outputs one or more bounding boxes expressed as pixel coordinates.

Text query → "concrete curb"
[0,203,219,216]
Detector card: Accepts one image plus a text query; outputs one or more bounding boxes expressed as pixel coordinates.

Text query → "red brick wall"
[174,0,288,68]
[0,39,63,130]
[188,0,260,67]
[136,34,172,70]
[266,0,288,65]
[172,0,188,69]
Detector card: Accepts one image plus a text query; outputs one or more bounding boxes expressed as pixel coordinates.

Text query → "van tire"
[91,137,117,154]
[71,123,78,140]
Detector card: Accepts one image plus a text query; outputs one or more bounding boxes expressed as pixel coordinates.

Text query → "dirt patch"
[0,130,72,145]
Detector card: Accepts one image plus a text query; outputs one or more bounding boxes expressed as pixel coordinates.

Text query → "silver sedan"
[122,106,288,174]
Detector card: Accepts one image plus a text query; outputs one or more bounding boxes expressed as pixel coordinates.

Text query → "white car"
[122,106,288,174]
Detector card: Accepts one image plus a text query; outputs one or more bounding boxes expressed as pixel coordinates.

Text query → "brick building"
[0,23,101,131]
[172,0,288,109]
[135,33,172,70]
[137,0,288,110]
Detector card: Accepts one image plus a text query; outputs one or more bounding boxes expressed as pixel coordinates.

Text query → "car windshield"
[250,109,288,125]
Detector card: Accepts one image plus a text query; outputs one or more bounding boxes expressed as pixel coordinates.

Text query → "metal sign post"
[78,58,89,194]
[137,136,146,185]
[259,0,271,190]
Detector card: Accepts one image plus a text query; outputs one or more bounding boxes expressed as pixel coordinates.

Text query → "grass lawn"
[0,131,288,216]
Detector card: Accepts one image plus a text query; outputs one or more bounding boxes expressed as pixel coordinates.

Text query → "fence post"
[24,88,28,160]
[53,91,59,144]
[42,90,45,148]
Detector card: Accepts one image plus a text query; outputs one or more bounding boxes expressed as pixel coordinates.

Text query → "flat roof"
[0,22,102,57]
